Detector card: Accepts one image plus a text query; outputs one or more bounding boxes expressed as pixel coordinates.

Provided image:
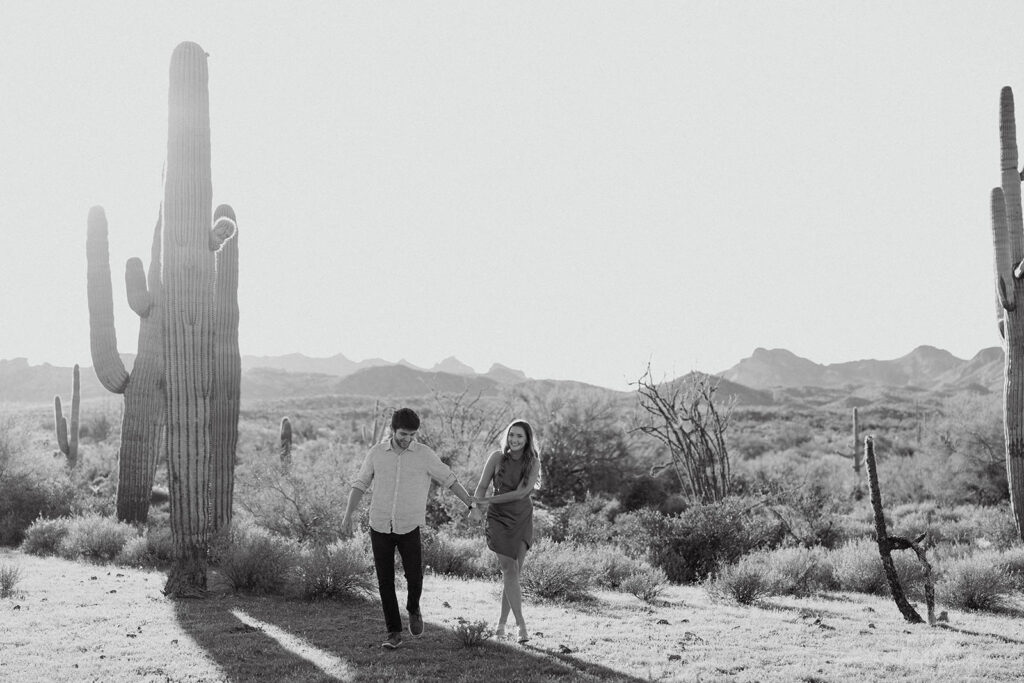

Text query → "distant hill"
[720,345,1003,393]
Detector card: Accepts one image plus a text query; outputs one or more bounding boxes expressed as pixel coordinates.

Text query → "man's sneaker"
[409,611,424,637]
[381,632,402,649]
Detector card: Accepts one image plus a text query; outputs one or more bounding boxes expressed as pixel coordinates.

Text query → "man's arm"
[340,486,365,537]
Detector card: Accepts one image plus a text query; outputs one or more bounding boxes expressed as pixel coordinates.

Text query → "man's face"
[393,428,417,450]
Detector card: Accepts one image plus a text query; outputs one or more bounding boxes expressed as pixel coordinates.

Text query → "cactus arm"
[54,396,69,455]
[86,206,130,393]
[1000,88,1024,301]
[125,258,152,316]
[211,204,240,532]
[69,364,80,463]
[992,187,1015,313]
[209,205,236,251]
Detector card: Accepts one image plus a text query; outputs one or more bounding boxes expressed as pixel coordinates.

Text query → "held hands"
[467,506,484,523]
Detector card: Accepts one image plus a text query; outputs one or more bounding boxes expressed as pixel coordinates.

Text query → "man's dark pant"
[369,527,423,634]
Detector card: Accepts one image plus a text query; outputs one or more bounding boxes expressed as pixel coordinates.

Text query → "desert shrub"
[610,508,665,559]
[79,412,113,442]
[421,528,492,579]
[762,546,837,596]
[115,525,174,568]
[995,547,1024,590]
[829,537,928,598]
[0,468,78,546]
[453,617,494,646]
[644,496,786,584]
[212,526,299,595]
[0,563,21,598]
[548,494,620,545]
[59,513,137,562]
[888,503,1018,550]
[938,552,1015,612]
[706,556,771,605]
[588,544,649,590]
[20,517,71,556]
[520,539,594,601]
[621,566,668,603]
[289,538,375,601]
[235,448,352,544]
[618,473,672,512]
[734,452,857,548]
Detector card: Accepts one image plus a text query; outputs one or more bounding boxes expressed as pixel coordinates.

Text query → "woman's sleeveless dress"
[485,454,533,558]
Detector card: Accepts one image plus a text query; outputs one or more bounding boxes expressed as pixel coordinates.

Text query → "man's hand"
[467,506,484,524]
[340,515,354,538]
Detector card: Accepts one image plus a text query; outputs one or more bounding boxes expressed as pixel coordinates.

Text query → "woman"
[471,419,542,643]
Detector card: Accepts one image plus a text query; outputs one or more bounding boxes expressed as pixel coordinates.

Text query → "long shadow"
[174,590,650,682]
[936,623,1024,646]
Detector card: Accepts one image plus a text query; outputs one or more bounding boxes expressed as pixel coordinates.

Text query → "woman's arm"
[476,458,540,504]
[473,450,502,499]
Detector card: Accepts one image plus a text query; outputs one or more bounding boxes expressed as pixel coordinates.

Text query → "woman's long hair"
[494,419,542,491]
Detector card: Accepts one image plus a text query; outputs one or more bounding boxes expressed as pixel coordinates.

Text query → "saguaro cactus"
[162,41,238,597]
[86,206,165,523]
[990,86,1024,541]
[54,364,81,468]
[210,204,240,536]
[279,417,292,469]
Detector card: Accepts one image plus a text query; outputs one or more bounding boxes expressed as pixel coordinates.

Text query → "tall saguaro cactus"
[991,86,1024,541]
[211,204,240,536]
[86,205,166,523]
[161,41,238,596]
[54,364,81,468]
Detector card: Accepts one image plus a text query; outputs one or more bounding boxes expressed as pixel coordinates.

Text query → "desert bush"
[706,556,771,605]
[887,502,1018,550]
[994,547,1024,590]
[938,552,1015,612]
[79,412,113,443]
[520,539,594,600]
[590,545,639,589]
[548,494,620,545]
[643,496,786,583]
[0,563,21,598]
[762,546,837,596]
[235,447,353,544]
[621,566,668,603]
[0,468,78,546]
[610,508,665,559]
[20,517,71,556]
[115,525,174,568]
[289,538,375,601]
[58,513,137,562]
[421,528,492,579]
[212,526,299,595]
[617,473,672,512]
[453,617,494,646]
[828,537,928,598]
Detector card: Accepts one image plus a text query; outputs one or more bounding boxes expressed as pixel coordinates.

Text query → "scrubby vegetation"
[1,383,1021,625]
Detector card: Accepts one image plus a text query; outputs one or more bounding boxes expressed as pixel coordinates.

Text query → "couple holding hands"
[341,408,541,650]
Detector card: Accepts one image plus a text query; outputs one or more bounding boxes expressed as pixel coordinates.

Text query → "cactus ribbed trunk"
[210,204,239,535]
[86,208,166,523]
[993,87,1024,540]
[54,364,81,468]
[280,417,292,469]
[162,42,216,597]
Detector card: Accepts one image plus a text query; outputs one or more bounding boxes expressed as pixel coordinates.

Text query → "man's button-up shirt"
[351,439,457,535]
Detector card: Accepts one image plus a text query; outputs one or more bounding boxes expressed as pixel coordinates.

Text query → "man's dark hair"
[391,407,420,432]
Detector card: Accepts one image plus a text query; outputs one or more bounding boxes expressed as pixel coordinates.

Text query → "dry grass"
[3,547,1024,682]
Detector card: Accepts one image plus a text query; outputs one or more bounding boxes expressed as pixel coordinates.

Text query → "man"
[341,407,476,649]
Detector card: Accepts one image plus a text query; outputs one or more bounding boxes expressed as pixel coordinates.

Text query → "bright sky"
[0,2,1018,390]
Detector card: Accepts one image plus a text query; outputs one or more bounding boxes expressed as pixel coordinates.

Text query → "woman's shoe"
[517,624,529,643]
[495,623,506,637]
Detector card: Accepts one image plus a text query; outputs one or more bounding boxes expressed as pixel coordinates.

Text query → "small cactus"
[54,364,81,468]
[280,417,292,468]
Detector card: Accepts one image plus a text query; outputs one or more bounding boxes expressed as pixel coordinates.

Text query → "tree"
[632,366,733,505]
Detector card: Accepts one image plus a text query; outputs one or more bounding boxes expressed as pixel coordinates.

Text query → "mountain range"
[0,345,1005,405]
